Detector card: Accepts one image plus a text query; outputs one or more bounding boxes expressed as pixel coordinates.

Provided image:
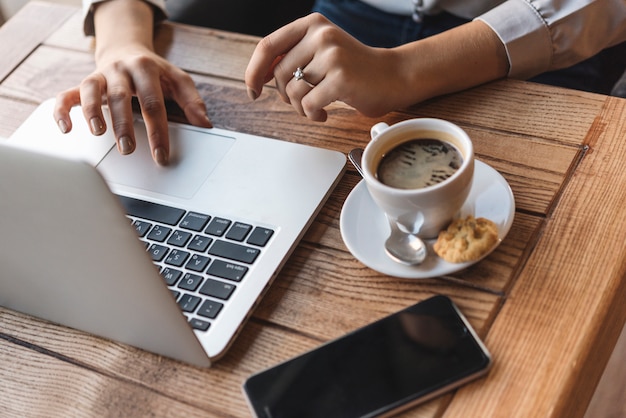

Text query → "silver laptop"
[2,99,345,367]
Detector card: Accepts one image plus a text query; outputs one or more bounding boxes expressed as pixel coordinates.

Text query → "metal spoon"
[348,148,427,265]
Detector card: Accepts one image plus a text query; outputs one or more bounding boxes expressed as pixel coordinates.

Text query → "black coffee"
[376,138,463,189]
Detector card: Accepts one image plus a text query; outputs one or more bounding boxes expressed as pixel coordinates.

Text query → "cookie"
[433,216,499,263]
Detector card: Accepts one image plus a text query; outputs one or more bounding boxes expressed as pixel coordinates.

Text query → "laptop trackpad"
[98,123,235,199]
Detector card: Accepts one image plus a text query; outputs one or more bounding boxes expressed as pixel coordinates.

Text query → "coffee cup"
[362,118,474,239]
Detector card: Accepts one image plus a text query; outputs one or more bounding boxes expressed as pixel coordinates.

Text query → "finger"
[53,87,82,133]
[300,78,335,122]
[271,57,293,104]
[247,54,286,101]
[132,64,170,165]
[285,65,320,116]
[245,14,315,98]
[105,75,138,157]
[166,67,212,128]
[78,73,108,136]
[264,54,285,84]
[268,43,317,105]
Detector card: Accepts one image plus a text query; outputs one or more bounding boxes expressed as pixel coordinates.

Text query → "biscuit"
[433,216,499,263]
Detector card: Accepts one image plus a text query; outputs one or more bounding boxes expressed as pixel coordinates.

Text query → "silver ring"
[293,67,315,88]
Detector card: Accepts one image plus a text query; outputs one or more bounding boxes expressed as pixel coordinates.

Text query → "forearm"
[395,20,509,105]
[93,0,156,63]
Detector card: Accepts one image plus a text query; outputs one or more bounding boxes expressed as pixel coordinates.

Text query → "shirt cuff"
[82,0,167,36]
[475,0,552,79]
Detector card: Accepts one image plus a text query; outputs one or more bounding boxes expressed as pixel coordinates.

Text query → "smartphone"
[242,295,491,418]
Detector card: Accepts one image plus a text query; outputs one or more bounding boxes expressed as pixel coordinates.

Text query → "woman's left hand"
[245,13,414,122]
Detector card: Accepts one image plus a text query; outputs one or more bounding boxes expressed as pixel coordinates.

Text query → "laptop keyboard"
[117,195,274,332]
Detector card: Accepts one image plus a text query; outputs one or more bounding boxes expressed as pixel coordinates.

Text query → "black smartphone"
[242,295,492,418]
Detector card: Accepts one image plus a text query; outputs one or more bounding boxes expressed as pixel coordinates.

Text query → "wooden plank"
[43,7,92,52]
[444,97,626,417]
[0,45,94,102]
[0,336,212,417]
[0,1,75,82]
[405,79,606,146]
[155,22,259,82]
[253,245,503,337]
[0,96,34,138]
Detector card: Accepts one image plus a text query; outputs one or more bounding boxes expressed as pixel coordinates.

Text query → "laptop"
[1,98,345,367]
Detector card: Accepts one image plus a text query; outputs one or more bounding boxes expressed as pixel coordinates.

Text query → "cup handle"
[370,122,389,140]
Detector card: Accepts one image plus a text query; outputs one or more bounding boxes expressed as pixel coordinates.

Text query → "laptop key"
[178,273,203,291]
[147,225,172,242]
[133,220,152,237]
[186,254,211,272]
[197,299,224,319]
[207,259,248,282]
[247,227,274,247]
[205,217,231,237]
[161,267,182,286]
[117,195,185,226]
[180,212,211,231]
[188,235,212,252]
[148,244,169,262]
[208,240,260,264]
[199,278,236,300]
[168,230,192,247]
[165,249,190,267]
[225,222,252,241]
[178,294,201,313]
[189,318,210,331]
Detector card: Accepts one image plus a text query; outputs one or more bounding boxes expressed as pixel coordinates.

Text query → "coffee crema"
[376,138,463,189]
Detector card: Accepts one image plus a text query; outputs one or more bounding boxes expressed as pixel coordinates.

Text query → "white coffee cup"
[362,118,474,239]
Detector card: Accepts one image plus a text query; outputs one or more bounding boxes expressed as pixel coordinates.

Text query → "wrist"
[393,21,508,105]
[93,0,156,62]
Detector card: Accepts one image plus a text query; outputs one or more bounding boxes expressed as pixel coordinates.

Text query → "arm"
[54,0,211,166]
[81,0,167,36]
[245,13,508,122]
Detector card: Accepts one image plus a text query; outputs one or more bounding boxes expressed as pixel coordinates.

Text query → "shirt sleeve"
[476,0,626,79]
[82,0,167,36]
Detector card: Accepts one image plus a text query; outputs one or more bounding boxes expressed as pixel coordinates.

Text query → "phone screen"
[242,295,491,418]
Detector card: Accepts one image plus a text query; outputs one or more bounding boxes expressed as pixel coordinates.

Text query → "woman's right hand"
[53,0,211,166]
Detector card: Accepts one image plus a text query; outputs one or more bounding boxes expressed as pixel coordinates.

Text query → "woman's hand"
[245,13,509,122]
[245,13,414,122]
[53,0,211,165]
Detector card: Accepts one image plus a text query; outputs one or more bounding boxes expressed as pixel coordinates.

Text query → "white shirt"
[83,0,626,79]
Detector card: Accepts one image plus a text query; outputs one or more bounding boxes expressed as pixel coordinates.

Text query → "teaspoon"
[348,148,427,265]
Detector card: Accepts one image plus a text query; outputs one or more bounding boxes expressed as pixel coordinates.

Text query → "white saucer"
[340,160,515,279]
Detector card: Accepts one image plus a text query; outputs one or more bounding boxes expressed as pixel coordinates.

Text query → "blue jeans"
[312,0,626,95]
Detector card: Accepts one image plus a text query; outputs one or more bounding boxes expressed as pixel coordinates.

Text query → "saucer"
[340,160,515,279]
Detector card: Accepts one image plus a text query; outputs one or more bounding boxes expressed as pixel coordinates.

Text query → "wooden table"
[2,2,625,417]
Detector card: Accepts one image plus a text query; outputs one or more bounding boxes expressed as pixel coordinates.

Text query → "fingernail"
[57,119,69,134]
[118,136,134,155]
[154,147,168,166]
[247,86,259,101]
[195,107,212,128]
[90,117,105,135]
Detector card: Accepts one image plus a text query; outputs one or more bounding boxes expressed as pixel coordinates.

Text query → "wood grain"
[0,1,75,82]
[444,96,626,418]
